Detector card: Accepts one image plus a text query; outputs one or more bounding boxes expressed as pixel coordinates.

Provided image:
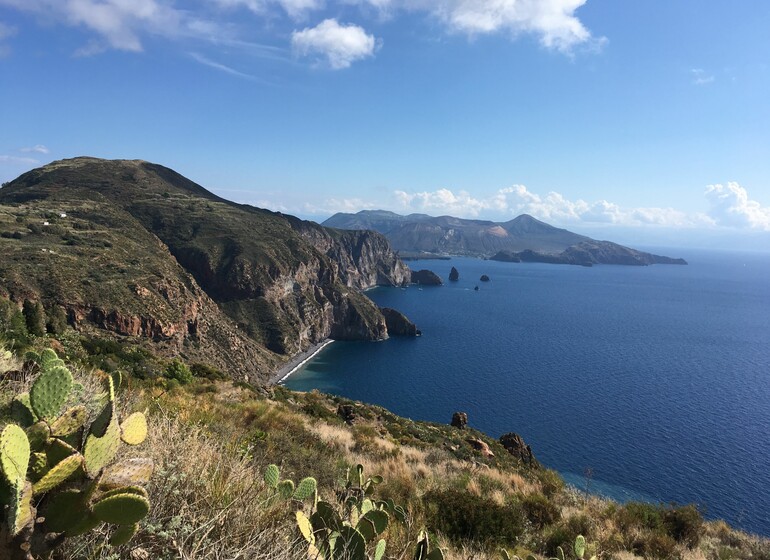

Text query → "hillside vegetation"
[1,322,769,560]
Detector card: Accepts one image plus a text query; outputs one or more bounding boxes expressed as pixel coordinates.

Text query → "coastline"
[270,339,334,385]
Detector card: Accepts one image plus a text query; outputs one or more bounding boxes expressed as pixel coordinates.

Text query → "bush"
[423,487,525,545]
[663,504,703,548]
[536,468,565,498]
[521,493,561,528]
[619,502,663,531]
[640,533,680,560]
[190,362,226,380]
[23,299,46,337]
[165,359,193,385]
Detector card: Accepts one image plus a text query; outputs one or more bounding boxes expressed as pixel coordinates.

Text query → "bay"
[285,249,770,536]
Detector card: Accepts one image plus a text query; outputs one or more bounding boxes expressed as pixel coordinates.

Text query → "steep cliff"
[0,157,411,380]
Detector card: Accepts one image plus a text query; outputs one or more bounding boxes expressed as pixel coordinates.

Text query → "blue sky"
[1,1,769,248]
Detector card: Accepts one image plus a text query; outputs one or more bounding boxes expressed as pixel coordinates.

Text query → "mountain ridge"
[0,157,412,380]
[323,210,686,265]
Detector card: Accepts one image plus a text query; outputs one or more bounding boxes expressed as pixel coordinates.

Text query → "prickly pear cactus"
[0,349,154,559]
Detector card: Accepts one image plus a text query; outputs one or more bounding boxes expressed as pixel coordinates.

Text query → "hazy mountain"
[323,210,686,265]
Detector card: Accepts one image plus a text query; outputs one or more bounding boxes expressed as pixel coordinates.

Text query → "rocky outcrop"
[451,412,468,429]
[480,275,490,282]
[337,404,356,424]
[448,266,459,281]
[411,269,443,286]
[499,432,539,468]
[489,251,520,263]
[466,438,494,458]
[380,307,420,337]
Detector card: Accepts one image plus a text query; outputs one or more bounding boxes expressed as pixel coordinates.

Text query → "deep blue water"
[285,249,770,536]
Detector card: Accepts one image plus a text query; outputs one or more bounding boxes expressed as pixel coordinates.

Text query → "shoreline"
[270,339,334,385]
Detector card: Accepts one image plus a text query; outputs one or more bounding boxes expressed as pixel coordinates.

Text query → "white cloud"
[0,155,39,165]
[291,18,378,69]
[690,68,714,86]
[215,0,324,19]
[705,182,770,231]
[393,184,701,228]
[0,0,218,53]
[303,196,377,214]
[425,0,601,52]
[19,144,49,154]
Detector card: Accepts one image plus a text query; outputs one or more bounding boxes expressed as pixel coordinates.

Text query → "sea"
[284,249,770,537]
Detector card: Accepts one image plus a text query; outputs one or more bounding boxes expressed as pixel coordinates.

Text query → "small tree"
[22,300,46,337]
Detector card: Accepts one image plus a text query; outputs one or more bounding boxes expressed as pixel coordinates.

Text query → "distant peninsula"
[323,210,687,266]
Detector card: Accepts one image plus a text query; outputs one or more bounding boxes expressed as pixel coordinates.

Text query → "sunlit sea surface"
[285,249,770,536]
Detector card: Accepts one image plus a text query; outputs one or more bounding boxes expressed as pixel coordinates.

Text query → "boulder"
[411,269,443,286]
[499,432,539,467]
[448,266,459,281]
[466,438,494,458]
[337,404,356,424]
[480,274,490,282]
[450,411,468,429]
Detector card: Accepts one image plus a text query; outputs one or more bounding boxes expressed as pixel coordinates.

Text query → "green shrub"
[536,468,565,498]
[190,362,226,380]
[619,502,663,531]
[423,487,525,545]
[165,359,193,385]
[640,533,681,560]
[521,492,561,528]
[663,504,703,548]
[22,299,46,337]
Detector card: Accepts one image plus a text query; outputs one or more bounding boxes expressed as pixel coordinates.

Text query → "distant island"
[323,210,687,267]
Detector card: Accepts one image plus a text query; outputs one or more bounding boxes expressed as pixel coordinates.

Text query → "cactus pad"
[120,412,148,445]
[574,535,586,559]
[29,452,49,481]
[84,418,121,477]
[1,424,30,487]
[43,489,87,532]
[98,485,149,501]
[25,421,51,452]
[330,526,367,560]
[277,479,295,499]
[374,539,386,560]
[293,476,317,501]
[264,464,279,488]
[361,510,388,536]
[8,481,34,535]
[296,510,315,544]
[50,406,88,437]
[92,492,150,525]
[66,513,102,537]
[10,393,38,427]
[30,365,73,420]
[33,453,83,494]
[38,348,59,369]
[109,523,139,546]
[100,458,154,489]
[46,437,78,465]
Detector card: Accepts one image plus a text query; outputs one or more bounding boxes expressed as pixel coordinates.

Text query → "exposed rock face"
[411,269,443,286]
[448,266,459,281]
[451,412,468,429]
[466,438,494,458]
[499,432,538,468]
[0,158,416,381]
[380,307,419,336]
[480,275,490,282]
[337,404,356,424]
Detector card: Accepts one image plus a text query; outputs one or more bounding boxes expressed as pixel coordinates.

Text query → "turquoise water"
[285,249,770,536]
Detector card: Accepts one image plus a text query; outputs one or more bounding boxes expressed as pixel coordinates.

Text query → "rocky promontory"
[380,307,420,336]
[411,269,443,286]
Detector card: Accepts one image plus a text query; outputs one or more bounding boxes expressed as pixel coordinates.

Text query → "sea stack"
[449,266,459,281]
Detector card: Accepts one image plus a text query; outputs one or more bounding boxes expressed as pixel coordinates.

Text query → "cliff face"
[0,157,411,380]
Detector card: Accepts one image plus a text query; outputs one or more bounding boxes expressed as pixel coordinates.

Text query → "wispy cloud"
[0,155,39,165]
[19,144,49,154]
[189,52,266,82]
[690,68,715,85]
[292,19,379,69]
